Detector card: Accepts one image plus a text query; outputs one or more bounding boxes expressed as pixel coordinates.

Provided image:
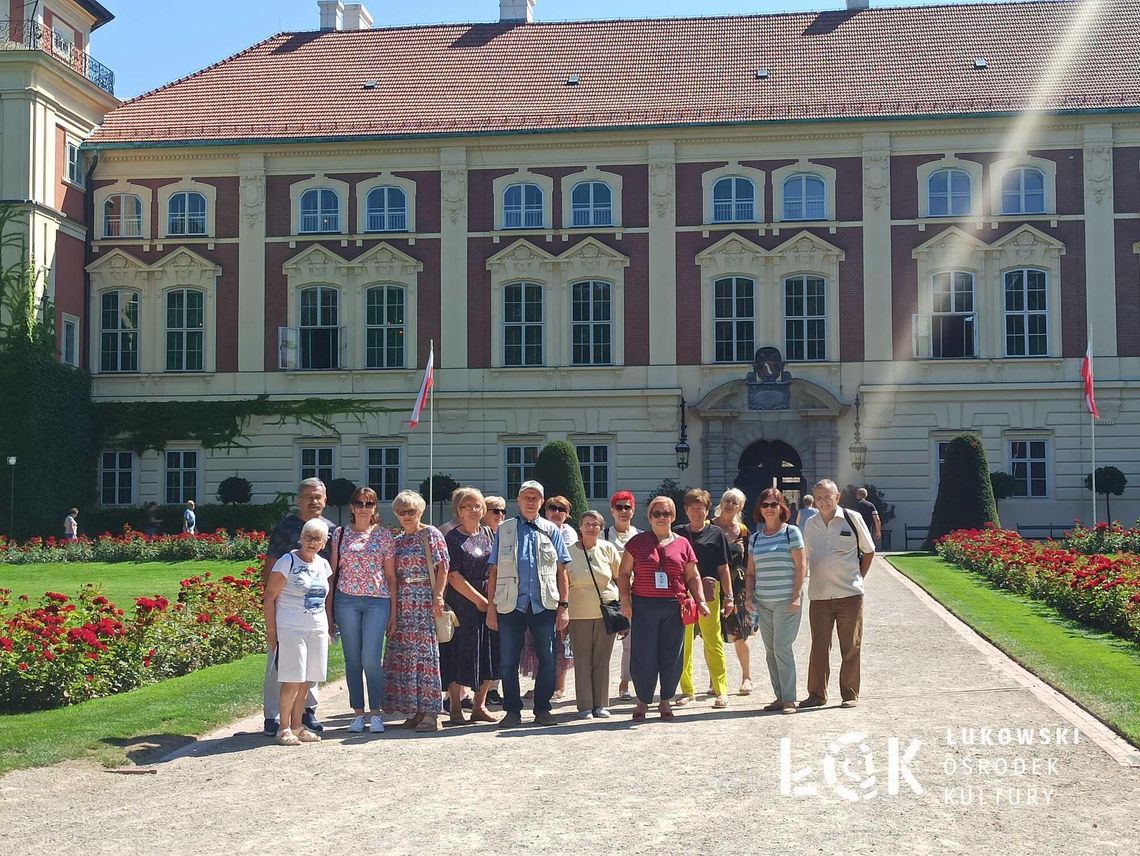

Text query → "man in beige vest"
[487,480,571,727]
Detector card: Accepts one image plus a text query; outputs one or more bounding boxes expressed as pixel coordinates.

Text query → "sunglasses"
[394,508,418,517]
[300,534,325,543]
[760,502,782,509]
[487,508,506,516]
[546,505,568,513]
[351,500,376,508]
[650,510,673,519]
[612,504,633,512]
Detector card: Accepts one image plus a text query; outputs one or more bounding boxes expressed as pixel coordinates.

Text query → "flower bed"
[1064,520,1140,556]
[936,526,1140,645]
[0,569,265,712]
[0,529,268,565]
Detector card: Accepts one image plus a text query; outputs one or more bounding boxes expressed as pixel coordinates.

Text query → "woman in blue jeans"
[329,487,396,734]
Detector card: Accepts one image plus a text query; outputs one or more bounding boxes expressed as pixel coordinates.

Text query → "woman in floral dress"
[383,490,448,733]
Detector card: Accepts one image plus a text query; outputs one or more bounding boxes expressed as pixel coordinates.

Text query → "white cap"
[518,480,545,497]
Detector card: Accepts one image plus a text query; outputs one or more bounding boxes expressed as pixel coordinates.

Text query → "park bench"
[905,525,930,550]
[1016,523,1069,541]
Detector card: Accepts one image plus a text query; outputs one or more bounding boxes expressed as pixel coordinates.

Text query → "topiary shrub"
[216,476,253,505]
[326,478,357,525]
[419,474,460,522]
[1084,466,1127,522]
[533,441,588,523]
[926,433,1001,549]
[644,479,689,517]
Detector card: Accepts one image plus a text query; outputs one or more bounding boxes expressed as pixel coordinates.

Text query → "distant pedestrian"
[853,488,882,546]
[183,500,197,534]
[63,508,79,541]
[796,495,819,530]
[144,502,161,536]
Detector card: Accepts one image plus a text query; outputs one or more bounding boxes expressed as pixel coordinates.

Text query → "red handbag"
[678,593,700,626]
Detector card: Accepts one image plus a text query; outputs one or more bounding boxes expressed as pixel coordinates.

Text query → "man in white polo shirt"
[800,478,874,709]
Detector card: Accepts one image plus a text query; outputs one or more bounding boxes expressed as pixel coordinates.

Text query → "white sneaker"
[369,715,385,733]
[593,707,611,718]
[348,715,365,733]
[578,710,595,720]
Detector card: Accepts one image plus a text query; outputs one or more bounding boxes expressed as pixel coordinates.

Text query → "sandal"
[414,716,442,733]
[401,714,424,729]
[658,702,675,720]
[632,707,647,722]
[762,700,784,712]
[275,729,301,746]
[296,728,322,743]
[469,709,497,723]
[673,695,693,707]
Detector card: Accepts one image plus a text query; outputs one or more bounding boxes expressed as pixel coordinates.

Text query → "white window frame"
[561,168,623,229]
[157,179,217,239]
[711,177,757,223]
[289,176,349,236]
[364,285,406,369]
[298,285,342,371]
[300,445,336,485]
[61,313,79,367]
[164,287,206,372]
[1002,268,1049,358]
[356,173,417,234]
[570,279,613,366]
[712,276,756,364]
[780,174,826,221]
[363,445,403,503]
[65,138,83,188]
[569,181,613,228]
[102,193,144,239]
[784,275,827,362]
[917,157,983,218]
[493,171,553,231]
[166,191,208,237]
[1008,437,1051,500]
[98,289,140,372]
[990,155,1056,216]
[930,271,978,360]
[99,450,136,507]
[503,444,540,497]
[503,281,544,367]
[94,182,152,241]
[503,183,544,230]
[575,442,611,502]
[702,163,765,224]
[164,449,200,504]
[999,167,1046,216]
[364,186,408,233]
[299,188,341,234]
[772,161,836,223]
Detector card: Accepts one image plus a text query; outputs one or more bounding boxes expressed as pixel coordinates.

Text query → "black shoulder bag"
[583,544,630,635]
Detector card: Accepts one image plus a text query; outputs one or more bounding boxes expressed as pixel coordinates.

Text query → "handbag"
[421,528,460,644]
[678,593,700,626]
[583,543,630,635]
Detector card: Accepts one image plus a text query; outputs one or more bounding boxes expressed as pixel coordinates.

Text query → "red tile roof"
[90,0,1140,147]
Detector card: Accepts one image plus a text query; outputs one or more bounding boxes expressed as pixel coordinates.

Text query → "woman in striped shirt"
[744,488,806,714]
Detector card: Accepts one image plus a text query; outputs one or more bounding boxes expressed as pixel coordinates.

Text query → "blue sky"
[94,0,983,100]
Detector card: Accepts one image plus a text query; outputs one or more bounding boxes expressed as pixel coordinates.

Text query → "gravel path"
[3,557,1138,855]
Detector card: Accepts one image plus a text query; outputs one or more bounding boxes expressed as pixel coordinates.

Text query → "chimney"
[499,0,535,23]
[318,0,344,30]
[342,4,373,29]
[847,0,868,9]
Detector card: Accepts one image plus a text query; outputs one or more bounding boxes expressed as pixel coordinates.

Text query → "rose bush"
[1064,520,1140,556]
[936,525,1140,644]
[0,568,265,712]
[0,529,267,565]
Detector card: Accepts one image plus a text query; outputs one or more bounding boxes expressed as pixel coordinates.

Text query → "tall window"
[784,276,826,361]
[299,188,340,233]
[570,181,612,227]
[782,174,825,220]
[503,282,543,366]
[931,272,976,359]
[576,444,610,501]
[365,286,405,368]
[99,451,134,506]
[365,447,401,501]
[712,177,755,223]
[1004,269,1048,357]
[571,280,612,365]
[503,183,543,229]
[365,186,407,232]
[713,276,755,363]
[167,191,207,236]
[165,450,198,504]
[505,445,538,497]
[928,169,972,217]
[100,290,139,372]
[62,316,79,367]
[1010,440,1048,498]
[301,447,335,484]
[299,286,339,370]
[66,141,83,186]
[103,193,142,238]
[1001,167,1046,215]
[166,289,205,371]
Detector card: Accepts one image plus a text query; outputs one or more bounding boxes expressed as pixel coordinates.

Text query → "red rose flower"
[17,662,28,672]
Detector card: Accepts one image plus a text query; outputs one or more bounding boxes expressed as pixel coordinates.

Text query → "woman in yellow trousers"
[673,489,735,709]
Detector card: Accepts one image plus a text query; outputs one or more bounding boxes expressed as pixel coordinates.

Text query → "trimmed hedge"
[926,433,1000,548]
[80,502,286,538]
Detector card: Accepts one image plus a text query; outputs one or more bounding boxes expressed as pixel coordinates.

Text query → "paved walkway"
[2,557,1138,855]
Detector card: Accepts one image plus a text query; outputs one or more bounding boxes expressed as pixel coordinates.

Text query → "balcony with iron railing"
[1,19,115,95]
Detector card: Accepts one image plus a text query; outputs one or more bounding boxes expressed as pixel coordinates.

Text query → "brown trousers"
[806,595,863,703]
[568,617,616,711]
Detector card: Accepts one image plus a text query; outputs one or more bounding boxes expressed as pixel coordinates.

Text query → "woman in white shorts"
[264,518,333,745]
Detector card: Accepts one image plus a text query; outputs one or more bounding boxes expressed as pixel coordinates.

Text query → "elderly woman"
[544,495,578,546]
[745,488,806,714]
[482,495,507,532]
[328,487,396,735]
[618,496,708,721]
[383,490,448,733]
[264,518,333,745]
[440,487,500,725]
[567,510,621,719]
[675,488,734,710]
[713,487,754,696]
[605,490,639,701]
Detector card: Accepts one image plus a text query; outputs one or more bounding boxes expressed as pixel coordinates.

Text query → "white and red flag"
[409,343,434,428]
[1081,339,1099,419]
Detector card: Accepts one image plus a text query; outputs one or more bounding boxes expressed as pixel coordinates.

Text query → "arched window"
[503,183,544,229]
[1001,167,1046,215]
[99,290,139,371]
[571,280,612,365]
[782,174,825,220]
[299,188,340,233]
[365,186,407,232]
[712,177,756,222]
[570,181,612,227]
[712,276,755,363]
[168,191,207,236]
[928,169,972,217]
[165,289,205,371]
[298,285,339,369]
[103,194,142,238]
[1003,269,1048,356]
[365,286,405,368]
[784,276,827,361]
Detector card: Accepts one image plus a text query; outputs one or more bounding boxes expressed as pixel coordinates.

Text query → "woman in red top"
[618,495,708,721]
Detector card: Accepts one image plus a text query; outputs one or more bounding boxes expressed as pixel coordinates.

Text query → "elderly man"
[261,478,337,736]
[486,480,571,727]
[800,478,874,709]
[852,488,881,546]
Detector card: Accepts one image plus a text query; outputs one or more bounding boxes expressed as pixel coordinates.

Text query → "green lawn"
[889,554,1140,746]
[0,645,345,774]
[0,560,254,609]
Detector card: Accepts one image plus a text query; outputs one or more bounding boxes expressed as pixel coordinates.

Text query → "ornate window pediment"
[87,249,149,289]
[151,247,221,289]
[351,242,424,284]
[987,224,1066,266]
[486,239,557,281]
[695,233,767,279]
[911,226,987,268]
[769,231,845,279]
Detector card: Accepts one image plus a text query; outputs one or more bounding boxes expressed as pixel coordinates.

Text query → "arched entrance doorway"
[734,440,805,517]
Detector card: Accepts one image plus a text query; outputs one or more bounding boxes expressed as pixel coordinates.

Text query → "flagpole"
[429,339,435,525]
[1088,324,1097,526]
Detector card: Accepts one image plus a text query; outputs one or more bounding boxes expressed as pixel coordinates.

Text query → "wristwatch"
[557,600,569,609]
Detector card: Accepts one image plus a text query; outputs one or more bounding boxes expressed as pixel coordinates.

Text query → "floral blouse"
[334,525,395,598]
[393,526,449,584]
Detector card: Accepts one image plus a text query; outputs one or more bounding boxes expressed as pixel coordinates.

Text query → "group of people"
[260,474,875,745]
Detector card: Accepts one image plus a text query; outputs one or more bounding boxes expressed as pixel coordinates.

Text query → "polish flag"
[409,343,434,429]
[1081,340,1099,419]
